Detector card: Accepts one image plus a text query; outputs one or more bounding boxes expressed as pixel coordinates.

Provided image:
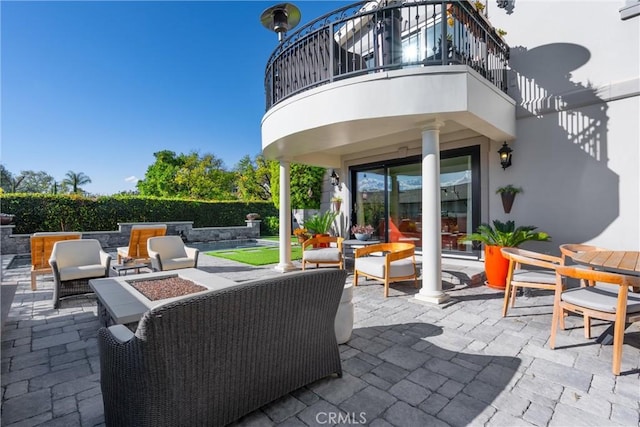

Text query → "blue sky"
[1,1,350,195]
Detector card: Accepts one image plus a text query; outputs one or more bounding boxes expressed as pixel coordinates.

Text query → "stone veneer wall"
[0,220,261,255]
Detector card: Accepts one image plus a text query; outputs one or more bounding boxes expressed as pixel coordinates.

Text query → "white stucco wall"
[488,0,639,252]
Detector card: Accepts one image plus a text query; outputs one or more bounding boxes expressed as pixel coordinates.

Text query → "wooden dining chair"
[500,248,562,317]
[550,265,640,375]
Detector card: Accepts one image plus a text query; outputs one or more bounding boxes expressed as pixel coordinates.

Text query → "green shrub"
[0,194,278,234]
[262,216,279,236]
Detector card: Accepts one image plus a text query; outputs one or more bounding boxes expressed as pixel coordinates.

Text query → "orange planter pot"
[313,233,330,248]
[484,245,510,290]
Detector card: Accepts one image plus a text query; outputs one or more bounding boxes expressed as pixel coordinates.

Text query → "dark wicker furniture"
[98,269,347,426]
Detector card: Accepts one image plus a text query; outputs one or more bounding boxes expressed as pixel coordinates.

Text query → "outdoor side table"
[111,262,149,276]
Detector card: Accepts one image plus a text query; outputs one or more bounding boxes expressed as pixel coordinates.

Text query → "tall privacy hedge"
[0,194,279,235]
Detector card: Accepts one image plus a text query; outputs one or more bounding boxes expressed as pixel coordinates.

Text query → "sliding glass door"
[351,146,479,255]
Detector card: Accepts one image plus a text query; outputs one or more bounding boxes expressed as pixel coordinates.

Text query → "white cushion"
[50,240,103,270]
[59,264,106,281]
[304,248,341,262]
[355,257,415,279]
[161,257,196,271]
[149,236,187,259]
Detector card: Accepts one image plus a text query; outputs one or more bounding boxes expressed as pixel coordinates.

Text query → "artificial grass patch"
[206,246,302,266]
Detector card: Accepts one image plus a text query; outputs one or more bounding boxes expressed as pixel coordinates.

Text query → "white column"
[275,160,295,272]
[415,120,450,304]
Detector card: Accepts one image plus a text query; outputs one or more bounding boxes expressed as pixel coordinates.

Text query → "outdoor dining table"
[570,250,640,344]
[571,250,640,277]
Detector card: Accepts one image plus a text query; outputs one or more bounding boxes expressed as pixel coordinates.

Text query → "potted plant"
[496,185,522,214]
[331,196,342,211]
[303,211,339,247]
[351,224,374,241]
[0,213,15,225]
[460,220,551,290]
[293,227,310,243]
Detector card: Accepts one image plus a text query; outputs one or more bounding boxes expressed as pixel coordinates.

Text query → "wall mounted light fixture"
[498,142,513,170]
[330,170,342,190]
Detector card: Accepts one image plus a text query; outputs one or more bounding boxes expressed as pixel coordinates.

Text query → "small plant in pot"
[496,185,522,214]
[331,196,343,211]
[303,211,339,247]
[351,224,374,241]
[459,220,551,290]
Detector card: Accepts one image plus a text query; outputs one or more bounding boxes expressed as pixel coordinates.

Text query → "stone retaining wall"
[0,220,261,255]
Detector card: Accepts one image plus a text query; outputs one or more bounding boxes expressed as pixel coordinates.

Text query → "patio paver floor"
[1,251,639,426]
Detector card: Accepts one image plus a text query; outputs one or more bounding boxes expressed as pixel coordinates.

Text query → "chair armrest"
[185,247,199,259]
[387,247,415,262]
[108,324,135,344]
[147,250,162,271]
[100,251,112,270]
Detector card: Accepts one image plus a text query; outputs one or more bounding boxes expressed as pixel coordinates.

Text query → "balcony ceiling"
[262,66,516,168]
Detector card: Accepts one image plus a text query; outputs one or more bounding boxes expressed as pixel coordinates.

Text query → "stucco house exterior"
[260,0,639,303]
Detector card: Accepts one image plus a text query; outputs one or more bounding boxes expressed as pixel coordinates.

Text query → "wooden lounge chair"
[354,242,418,297]
[117,224,167,264]
[301,236,344,270]
[30,232,82,291]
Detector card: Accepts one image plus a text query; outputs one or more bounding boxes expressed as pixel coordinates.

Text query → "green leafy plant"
[330,196,343,202]
[303,211,339,235]
[460,220,550,247]
[496,185,523,195]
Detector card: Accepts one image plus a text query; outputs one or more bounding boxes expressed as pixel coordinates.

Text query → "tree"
[136,150,183,197]
[62,171,92,194]
[137,150,235,200]
[234,154,273,201]
[0,164,15,193]
[18,170,56,193]
[269,161,326,209]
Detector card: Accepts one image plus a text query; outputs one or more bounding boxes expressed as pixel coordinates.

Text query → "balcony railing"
[264,0,510,110]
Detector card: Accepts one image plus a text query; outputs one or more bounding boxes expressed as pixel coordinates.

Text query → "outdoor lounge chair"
[500,247,562,317]
[301,236,344,270]
[49,239,111,308]
[353,242,418,297]
[147,235,199,271]
[117,224,167,263]
[550,265,640,375]
[30,231,82,291]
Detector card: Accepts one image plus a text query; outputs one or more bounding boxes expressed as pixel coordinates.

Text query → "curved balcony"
[264,0,509,110]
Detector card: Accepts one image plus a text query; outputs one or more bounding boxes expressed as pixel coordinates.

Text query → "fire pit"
[127,276,207,301]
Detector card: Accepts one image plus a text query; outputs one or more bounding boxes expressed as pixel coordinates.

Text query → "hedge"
[0,194,279,235]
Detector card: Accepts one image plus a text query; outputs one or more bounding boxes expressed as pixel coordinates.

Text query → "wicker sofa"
[98,269,348,427]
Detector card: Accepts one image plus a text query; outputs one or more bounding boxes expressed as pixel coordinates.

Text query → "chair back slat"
[30,232,82,270]
[125,225,167,259]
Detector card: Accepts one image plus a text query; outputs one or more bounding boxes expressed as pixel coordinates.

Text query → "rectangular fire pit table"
[90,268,238,330]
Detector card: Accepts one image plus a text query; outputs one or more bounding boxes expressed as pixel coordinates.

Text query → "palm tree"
[62,171,91,194]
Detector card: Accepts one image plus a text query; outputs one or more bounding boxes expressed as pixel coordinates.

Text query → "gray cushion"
[561,287,640,313]
[513,269,556,284]
[355,257,415,279]
[304,248,341,262]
